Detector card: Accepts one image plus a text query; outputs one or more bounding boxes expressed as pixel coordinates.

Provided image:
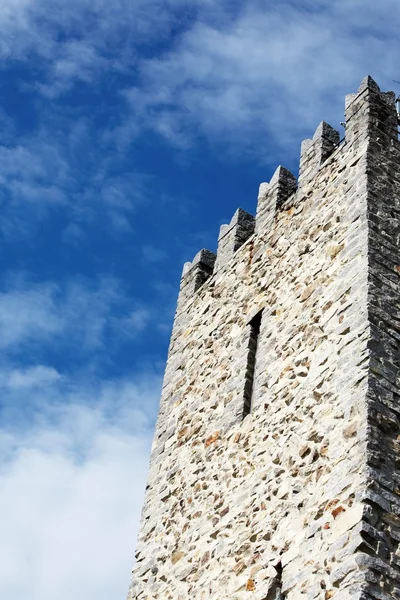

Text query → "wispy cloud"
[0,273,161,358]
[0,0,216,87]
[0,369,159,600]
[3,0,398,240]
[0,270,162,600]
[5,365,61,389]
[121,0,400,159]
[2,0,399,165]
[0,113,154,239]
[0,276,113,352]
[141,244,168,264]
[0,3,399,600]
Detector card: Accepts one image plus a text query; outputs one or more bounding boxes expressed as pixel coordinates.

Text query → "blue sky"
[1,1,400,598]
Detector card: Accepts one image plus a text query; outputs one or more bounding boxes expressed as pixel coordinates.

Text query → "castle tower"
[127,77,400,600]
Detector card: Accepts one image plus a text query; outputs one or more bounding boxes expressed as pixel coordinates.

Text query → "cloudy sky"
[1,0,400,598]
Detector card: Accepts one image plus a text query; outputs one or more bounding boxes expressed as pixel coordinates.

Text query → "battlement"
[177,76,398,313]
[128,76,400,600]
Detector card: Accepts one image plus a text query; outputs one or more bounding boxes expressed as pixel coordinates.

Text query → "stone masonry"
[127,77,400,600]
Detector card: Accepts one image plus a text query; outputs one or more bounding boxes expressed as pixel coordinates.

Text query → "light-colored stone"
[127,77,400,600]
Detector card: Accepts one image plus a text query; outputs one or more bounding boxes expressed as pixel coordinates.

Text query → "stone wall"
[361,80,400,599]
[127,78,400,600]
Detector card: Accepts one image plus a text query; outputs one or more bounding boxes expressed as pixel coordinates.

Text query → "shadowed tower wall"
[127,77,400,600]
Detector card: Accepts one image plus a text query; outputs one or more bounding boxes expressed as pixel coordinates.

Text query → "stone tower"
[127,77,400,600]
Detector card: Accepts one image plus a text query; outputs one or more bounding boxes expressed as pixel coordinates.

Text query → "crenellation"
[344,77,398,149]
[298,121,340,187]
[215,208,255,272]
[127,76,400,600]
[178,248,216,308]
[255,165,297,235]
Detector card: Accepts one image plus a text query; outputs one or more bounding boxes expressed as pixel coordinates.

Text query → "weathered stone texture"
[127,78,400,600]
[299,121,340,187]
[215,209,255,272]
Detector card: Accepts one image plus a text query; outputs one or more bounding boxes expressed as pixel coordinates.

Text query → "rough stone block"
[214,208,255,271]
[298,121,340,187]
[255,165,296,235]
[127,76,400,600]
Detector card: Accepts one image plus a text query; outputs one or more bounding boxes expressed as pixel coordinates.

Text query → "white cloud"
[0,112,158,238]
[0,141,69,212]
[122,0,400,160]
[0,371,159,600]
[0,277,112,351]
[1,4,399,600]
[1,0,399,165]
[0,275,163,599]
[0,0,220,94]
[126,308,152,333]
[0,274,158,356]
[37,39,111,98]
[141,244,168,264]
[6,365,61,388]
[0,282,64,349]
[7,0,398,233]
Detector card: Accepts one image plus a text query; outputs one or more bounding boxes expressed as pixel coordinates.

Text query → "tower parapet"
[298,121,340,186]
[179,248,216,309]
[344,75,398,148]
[255,165,297,235]
[128,77,400,600]
[214,208,255,272]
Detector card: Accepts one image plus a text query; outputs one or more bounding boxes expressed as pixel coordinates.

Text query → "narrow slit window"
[266,561,283,600]
[243,310,263,417]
